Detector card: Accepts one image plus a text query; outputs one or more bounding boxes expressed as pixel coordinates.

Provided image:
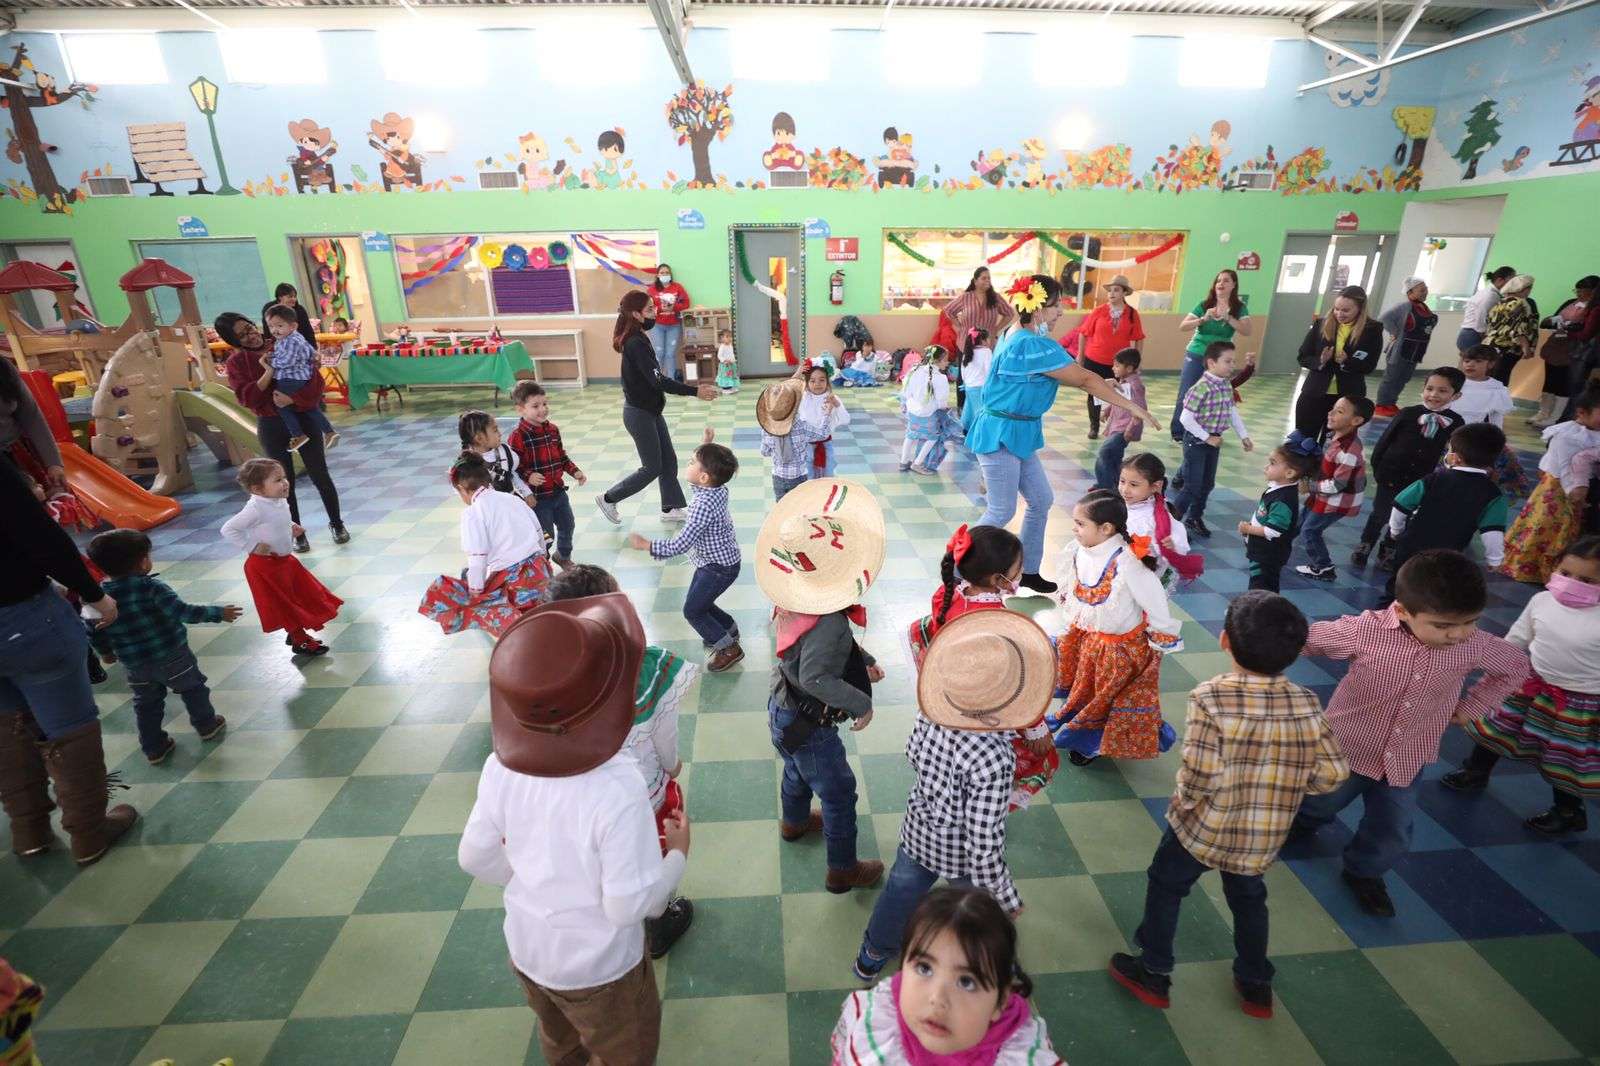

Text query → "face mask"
[658,274,672,283]
[1546,573,1600,609]
[1032,320,1051,336]
[993,576,1019,598]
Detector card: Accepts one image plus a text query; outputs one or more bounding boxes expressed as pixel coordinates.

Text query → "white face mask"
[658,273,672,284]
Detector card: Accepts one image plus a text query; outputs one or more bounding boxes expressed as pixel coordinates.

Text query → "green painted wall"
[1416,170,1600,289]
[0,187,1407,329]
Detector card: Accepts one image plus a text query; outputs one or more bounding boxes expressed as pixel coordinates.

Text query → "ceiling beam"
[1307,29,1376,63]
[644,0,694,84]
[1305,1,1357,29]
[1382,0,1426,58]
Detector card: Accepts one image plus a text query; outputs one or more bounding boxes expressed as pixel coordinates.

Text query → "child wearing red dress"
[906,524,1058,809]
[220,459,342,656]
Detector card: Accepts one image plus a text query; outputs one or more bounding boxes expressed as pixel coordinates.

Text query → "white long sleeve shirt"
[1506,590,1600,694]
[1461,285,1502,333]
[1538,421,1600,482]
[1454,377,1514,428]
[220,494,294,556]
[798,389,850,433]
[961,346,994,389]
[461,486,546,590]
[1055,536,1184,653]
[458,752,686,990]
[902,364,950,417]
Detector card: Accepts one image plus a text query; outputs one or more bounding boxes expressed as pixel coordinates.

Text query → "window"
[1040,231,1185,312]
[219,30,326,84]
[884,25,978,86]
[0,241,94,329]
[539,27,644,84]
[1034,29,1127,87]
[133,239,267,326]
[379,26,485,84]
[731,24,831,81]
[1178,34,1271,89]
[396,231,658,320]
[60,33,167,85]
[1413,235,1491,312]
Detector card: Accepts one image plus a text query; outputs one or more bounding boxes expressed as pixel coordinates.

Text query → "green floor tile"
[40,920,234,1031]
[135,1019,286,1066]
[395,682,484,724]
[1272,950,1454,1066]
[692,710,775,762]
[166,916,346,1023]
[1164,959,1321,1064]
[695,668,773,714]
[1013,875,1130,974]
[676,819,782,899]
[292,911,454,1019]
[355,833,474,913]
[779,890,880,992]
[139,840,296,922]
[1059,800,1166,874]
[685,758,778,823]
[305,774,431,838]
[1045,760,1140,803]
[858,752,916,814]
[32,1026,156,1066]
[1031,970,1189,1066]
[352,723,463,776]
[210,777,346,843]
[268,726,386,779]
[120,780,263,846]
[237,687,346,731]
[438,721,494,772]
[780,817,882,895]
[264,1013,411,1065]
[246,838,395,919]
[662,895,787,999]
[415,908,528,1012]
[1095,870,1237,965]
[1006,804,1088,879]
[315,687,414,730]
[1471,935,1600,1056]
[28,844,202,928]
[400,771,480,836]
[183,730,305,781]
[0,848,83,928]
[658,993,789,1066]
[0,925,123,1022]
[786,989,852,1065]
[394,1007,536,1066]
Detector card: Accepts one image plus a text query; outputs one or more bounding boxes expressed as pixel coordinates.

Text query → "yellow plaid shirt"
[1167,672,1350,876]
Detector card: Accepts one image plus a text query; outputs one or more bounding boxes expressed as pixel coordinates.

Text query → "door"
[1259,232,1393,373]
[0,241,94,328]
[290,236,379,343]
[730,225,804,379]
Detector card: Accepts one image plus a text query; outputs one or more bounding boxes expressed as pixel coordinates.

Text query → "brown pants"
[514,955,661,1066]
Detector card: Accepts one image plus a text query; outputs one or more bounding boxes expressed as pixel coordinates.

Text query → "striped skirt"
[1466,677,1600,797]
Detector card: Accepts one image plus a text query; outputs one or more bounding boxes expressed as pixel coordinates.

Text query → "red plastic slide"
[19,370,181,531]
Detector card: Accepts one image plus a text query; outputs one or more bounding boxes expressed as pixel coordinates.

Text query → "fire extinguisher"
[829,270,845,306]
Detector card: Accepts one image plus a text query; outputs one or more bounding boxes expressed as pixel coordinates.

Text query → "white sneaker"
[596,495,621,524]
[662,508,688,523]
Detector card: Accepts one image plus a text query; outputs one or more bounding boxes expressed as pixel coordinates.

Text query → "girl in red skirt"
[221,458,342,656]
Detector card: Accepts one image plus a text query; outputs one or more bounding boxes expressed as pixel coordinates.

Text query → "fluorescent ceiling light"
[379,25,486,84]
[218,29,326,84]
[60,32,168,85]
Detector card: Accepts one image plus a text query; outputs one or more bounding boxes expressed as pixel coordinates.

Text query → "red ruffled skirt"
[244,553,343,634]
[418,553,551,638]
[654,779,685,856]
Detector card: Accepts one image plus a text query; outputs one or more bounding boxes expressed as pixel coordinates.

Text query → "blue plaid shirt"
[650,484,740,569]
[88,574,226,667]
[760,418,828,480]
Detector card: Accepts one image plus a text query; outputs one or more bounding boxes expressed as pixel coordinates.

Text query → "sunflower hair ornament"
[1005,276,1049,314]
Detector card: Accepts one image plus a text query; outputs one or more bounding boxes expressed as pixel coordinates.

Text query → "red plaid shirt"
[507,418,579,498]
[1307,432,1366,516]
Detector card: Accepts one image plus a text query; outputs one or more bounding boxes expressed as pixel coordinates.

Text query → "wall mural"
[665,82,733,187]
[0,43,97,213]
[287,118,338,193]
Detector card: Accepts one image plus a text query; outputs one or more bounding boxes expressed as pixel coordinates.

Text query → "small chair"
[317,342,350,408]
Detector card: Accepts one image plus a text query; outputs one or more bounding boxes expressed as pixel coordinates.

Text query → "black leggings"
[1489,348,1520,387]
[258,414,342,527]
[1081,358,1114,433]
[1464,746,1583,811]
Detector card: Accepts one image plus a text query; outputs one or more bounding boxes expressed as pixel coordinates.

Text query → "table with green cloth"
[345,341,537,409]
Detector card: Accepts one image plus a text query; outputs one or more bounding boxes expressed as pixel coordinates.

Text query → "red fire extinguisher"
[829,270,845,306]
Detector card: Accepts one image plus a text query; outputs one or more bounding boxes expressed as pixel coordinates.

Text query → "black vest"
[1246,484,1300,570]
[1395,468,1501,557]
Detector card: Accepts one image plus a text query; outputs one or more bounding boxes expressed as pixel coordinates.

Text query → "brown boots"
[30,719,139,867]
[0,712,55,857]
[825,861,885,895]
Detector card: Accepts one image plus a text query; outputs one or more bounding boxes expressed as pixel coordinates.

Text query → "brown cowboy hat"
[287,118,331,146]
[917,609,1056,732]
[1102,274,1136,293]
[488,591,644,777]
[369,112,415,142]
[756,377,804,436]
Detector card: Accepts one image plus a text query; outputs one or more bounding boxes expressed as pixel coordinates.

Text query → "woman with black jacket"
[0,460,137,866]
[596,290,717,524]
[1294,284,1386,439]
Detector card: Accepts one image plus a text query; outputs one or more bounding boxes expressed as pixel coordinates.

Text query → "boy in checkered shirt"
[1111,591,1348,1020]
[1293,395,1373,583]
[1169,341,1254,541]
[628,429,745,674]
[507,381,587,569]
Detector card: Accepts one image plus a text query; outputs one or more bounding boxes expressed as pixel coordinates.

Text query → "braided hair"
[1079,489,1159,572]
[937,526,1023,626]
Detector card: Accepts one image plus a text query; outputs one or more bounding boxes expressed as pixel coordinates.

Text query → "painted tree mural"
[1454,99,1501,180]
[1392,105,1435,172]
[0,43,97,213]
[664,82,733,187]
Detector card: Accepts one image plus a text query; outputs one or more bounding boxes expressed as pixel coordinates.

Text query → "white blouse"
[902,364,950,417]
[1462,285,1502,333]
[1055,536,1184,654]
[962,346,994,389]
[798,389,850,433]
[1454,377,1513,428]
[1506,590,1600,694]
[461,486,546,590]
[1125,496,1189,587]
[1538,420,1600,481]
[220,494,294,556]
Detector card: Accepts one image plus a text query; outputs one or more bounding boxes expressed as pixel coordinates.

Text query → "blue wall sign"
[676,208,706,230]
[362,230,393,252]
[177,215,209,238]
[804,217,831,239]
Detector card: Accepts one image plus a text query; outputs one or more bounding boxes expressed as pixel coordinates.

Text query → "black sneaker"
[1235,978,1274,1019]
[1525,805,1587,836]
[1295,564,1337,583]
[1068,751,1099,767]
[1108,953,1171,1009]
[86,653,108,685]
[853,950,887,984]
[1440,767,1491,792]
[1017,572,1058,595]
[293,533,311,554]
[646,897,694,958]
[1351,542,1372,567]
[1341,870,1396,917]
[1184,517,1211,539]
[331,523,351,545]
[1375,541,1398,571]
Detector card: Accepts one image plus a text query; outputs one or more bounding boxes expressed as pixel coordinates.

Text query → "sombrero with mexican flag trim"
[755,477,886,615]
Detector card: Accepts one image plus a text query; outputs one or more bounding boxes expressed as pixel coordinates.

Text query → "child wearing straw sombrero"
[853,608,1059,984]
[761,477,888,895]
[758,372,834,501]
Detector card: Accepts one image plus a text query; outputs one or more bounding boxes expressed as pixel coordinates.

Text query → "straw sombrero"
[756,378,804,436]
[755,477,886,615]
[917,610,1057,732]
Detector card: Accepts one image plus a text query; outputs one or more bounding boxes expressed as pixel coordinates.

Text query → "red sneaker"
[1373,404,1401,418]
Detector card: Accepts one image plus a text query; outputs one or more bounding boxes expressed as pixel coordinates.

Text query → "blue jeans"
[1375,354,1419,408]
[1169,434,1220,522]
[1455,327,1484,354]
[273,377,335,441]
[1135,828,1273,984]
[1292,772,1418,879]
[768,697,859,870]
[772,473,807,500]
[0,587,98,740]
[858,845,972,969]
[649,323,684,380]
[1093,431,1130,492]
[126,644,220,758]
[976,446,1054,573]
[684,561,739,651]
[1297,510,1343,570]
[1170,355,1206,442]
[532,488,575,559]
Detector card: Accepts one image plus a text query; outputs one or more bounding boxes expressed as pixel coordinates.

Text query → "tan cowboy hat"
[1102,275,1136,293]
[756,378,804,436]
[287,118,331,145]
[917,610,1057,732]
[755,477,886,615]
[488,591,644,778]
[370,112,415,142]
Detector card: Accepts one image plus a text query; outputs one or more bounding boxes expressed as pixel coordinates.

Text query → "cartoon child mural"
[287,118,337,191]
[516,132,565,190]
[763,111,807,187]
[972,147,1015,187]
[1019,137,1050,187]
[368,112,422,190]
[875,126,917,186]
[583,128,626,189]
[1574,77,1600,143]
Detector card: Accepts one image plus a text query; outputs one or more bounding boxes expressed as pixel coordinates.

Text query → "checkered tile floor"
[7,373,1598,1066]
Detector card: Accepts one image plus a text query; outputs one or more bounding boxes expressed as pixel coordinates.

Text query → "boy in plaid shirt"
[1111,591,1348,1020]
[86,530,242,765]
[628,430,745,673]
[507,382,587,568]
[1169,342,1254,540]
[1294,395,1373,583]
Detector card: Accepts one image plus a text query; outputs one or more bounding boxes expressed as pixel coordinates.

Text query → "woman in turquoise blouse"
[970,274,1159,594]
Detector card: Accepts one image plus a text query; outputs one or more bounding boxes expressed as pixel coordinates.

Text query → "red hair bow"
[946,524,973,564]
[1129,534,1154,559]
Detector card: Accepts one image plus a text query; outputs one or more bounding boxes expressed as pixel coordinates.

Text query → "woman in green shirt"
[1170,269,1251,441]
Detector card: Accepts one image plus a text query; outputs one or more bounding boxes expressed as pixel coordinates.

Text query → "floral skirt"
[1498,473,1577,585]
[243,553,343,634]
[1466,677,1600,797]
[1009,739,1059,810]
[417,552,551,637]
[1048,624,1174,760]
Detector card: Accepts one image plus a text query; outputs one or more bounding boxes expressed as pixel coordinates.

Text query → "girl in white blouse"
[1048,490,1184,765]
[799,362,850,479]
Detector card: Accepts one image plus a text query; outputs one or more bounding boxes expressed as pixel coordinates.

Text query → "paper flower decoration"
[503,244,528,271]
[479,242,505,269]
[1005,276,1048,314]
[548,240,571,265]
[528,246,551,270]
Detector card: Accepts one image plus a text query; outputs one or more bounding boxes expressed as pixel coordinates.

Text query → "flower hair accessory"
[1128,534,1154,559]
[1284,430,1322,459]
[946,524,973,565]
[1005,276,1048,314]
[922,344,948,363]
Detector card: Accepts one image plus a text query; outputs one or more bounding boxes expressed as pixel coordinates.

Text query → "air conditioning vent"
[1232,169,1275,192]
[86,175,134,197]
[477,170,519,190]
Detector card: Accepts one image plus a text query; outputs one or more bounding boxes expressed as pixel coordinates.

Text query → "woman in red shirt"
[1061,275,1145,438]
[647,264,692,382]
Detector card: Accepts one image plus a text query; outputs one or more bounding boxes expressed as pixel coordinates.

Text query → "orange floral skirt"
[1047,624,1174,761]
[1498,473,1577,585]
